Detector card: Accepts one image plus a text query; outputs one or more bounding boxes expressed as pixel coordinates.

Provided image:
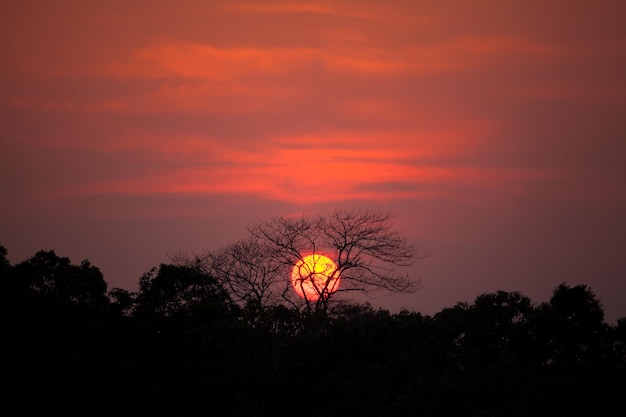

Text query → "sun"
[291,254,340,301]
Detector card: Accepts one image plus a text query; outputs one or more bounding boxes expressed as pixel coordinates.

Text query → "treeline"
[2,246,626,416]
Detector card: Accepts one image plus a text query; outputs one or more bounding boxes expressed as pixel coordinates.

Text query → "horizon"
[2,238,622,325]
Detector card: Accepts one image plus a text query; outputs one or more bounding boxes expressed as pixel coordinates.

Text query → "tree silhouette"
[534,283,610,369]
[464,290,535,367]
[3,243,626,416]
[135,262,238,321]
[12,250,109,311]
[0,244,9,269]
[177,208,428,314]
[190,237,285,311]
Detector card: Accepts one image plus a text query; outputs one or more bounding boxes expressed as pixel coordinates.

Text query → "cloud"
[105,34,551,80]
[48,122,549,206]
[221,0,429,24]
[3,0,622,209]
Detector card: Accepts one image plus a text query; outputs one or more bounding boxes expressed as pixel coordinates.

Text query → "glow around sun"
[291,254,340,301]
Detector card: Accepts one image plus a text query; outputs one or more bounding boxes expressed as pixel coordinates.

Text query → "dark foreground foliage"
[2,246,625,416]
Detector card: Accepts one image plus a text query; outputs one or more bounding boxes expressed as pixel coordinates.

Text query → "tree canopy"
[2,241,625,416]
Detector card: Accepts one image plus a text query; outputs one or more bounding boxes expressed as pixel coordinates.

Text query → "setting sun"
[291,254,340,301]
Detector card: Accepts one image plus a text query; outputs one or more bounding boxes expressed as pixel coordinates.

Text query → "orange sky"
[2,0,625,321]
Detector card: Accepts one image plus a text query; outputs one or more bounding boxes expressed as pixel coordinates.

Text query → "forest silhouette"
[2,244,625,416]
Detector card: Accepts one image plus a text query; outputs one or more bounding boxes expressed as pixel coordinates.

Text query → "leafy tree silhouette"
[534,283,609,369]
[13,249,109,311]
[135,262,238,320]
[2,244,626,416]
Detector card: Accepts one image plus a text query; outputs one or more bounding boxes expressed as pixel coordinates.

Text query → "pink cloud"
[52,121,537,206]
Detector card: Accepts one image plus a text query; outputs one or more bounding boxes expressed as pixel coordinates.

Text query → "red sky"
[2,0,625,322]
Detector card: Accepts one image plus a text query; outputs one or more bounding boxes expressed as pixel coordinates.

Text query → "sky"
[2,0,625,322]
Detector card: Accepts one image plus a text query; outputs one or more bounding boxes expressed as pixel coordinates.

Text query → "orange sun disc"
[291,254,340,301]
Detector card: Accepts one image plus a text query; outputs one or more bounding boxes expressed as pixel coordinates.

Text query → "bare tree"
[208,237,287,309]
[173,208,427,313]
[248,208,428,312]
[171,237,285,310]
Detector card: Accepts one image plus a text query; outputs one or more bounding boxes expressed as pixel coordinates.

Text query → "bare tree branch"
[173,208,428,313]
[247,208,429,311]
